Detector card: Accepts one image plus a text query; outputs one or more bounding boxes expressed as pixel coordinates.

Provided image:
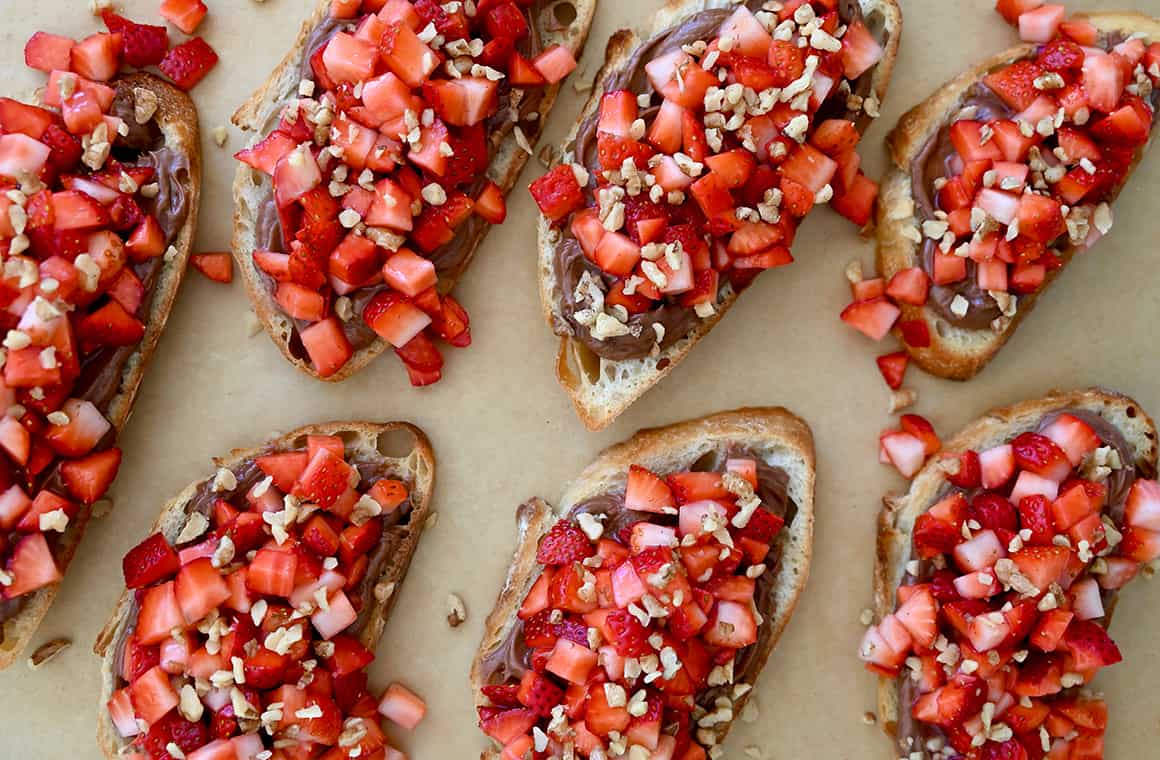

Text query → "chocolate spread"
[476,446,798,717]
[553,0,888,361]
[912,33,1159,330]
[251,6,549,355]
[892,408,1144,756]
[0,84,193,628]
[110,447,414,687]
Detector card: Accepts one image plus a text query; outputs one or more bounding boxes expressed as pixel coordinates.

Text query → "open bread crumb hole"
[552,1,577,26]
[377,428,416,459]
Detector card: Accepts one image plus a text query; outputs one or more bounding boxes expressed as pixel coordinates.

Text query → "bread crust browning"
[94,420,436,759]
[231,0,595,382]
[876,12,1160,381]
[0,73,202,671]
[539,0,902,430]
[871,388,1158,741]
[470,407,816,758]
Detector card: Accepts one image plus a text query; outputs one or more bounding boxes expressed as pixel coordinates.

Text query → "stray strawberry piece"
[191,253,234,284]
[159,37,219,91]
[159,0,209,35]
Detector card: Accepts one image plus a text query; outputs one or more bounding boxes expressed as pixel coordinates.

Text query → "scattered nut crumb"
[888,388,917,413]
[862,711,877,725]
[212,127,229,147]
[446,593,467,628]
[27,637,71,670]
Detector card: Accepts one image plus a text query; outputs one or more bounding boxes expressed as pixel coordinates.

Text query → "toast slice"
[870,388,1159,756]
[877,12,1160,380]
[0,72,201,670]
[470,407,815,758]
[538,0,902,430]
[94,420,435,759]
[232,0,595,382]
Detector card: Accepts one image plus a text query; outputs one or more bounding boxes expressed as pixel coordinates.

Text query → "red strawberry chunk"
[535,521,594,566]
[529,165,585,222]
[159,37,219,91]
[159,0,208,35]
[102,12,169,68]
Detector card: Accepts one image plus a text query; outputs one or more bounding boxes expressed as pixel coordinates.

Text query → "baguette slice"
[470,407,815,758]
[540,0,902,431]
[232,0,595,382]
[872,387,1159,747]
[877,12,1160,380]
[0,72,201,670]
[93,420,435,758]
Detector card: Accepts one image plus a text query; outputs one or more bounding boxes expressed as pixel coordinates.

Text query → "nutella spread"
[552,0,889,361]
[477,445,797,707]
[891,408,1145,756]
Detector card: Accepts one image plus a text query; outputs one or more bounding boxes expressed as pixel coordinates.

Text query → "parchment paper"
[0,1,1157,757]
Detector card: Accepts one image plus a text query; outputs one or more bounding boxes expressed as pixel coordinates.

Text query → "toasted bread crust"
[871,388,1158,741]
[93,420,436,758]
[538,0,903,430]
[876,12,1160,381]
[231,0,595,382]
[0,73,201,671]
[470,407,816,758]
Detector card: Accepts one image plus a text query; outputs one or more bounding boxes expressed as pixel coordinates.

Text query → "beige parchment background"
[0,0,1157,757]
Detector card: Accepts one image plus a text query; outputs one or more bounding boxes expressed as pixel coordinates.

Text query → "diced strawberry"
[130,664,180,725]
[24,32,75,73]
[190,253,233,284]
[3,533,62,598]
[781,144,838,194]
[1120,525,1160,563]
[246,548,298,598]
[379,22,439,88]
[473,180,507,225]
[159,37,219,91]
[299,317,353,378]
[529,165,584,222]
[985,60,1045,111]
[1018,4,1065,43]
[1062,620,1122,671]
[996,0,1045,24]
[831,172,879,226]
[70,33,121,83]
[536,521,594,566]
[1082,53,1125,113]
[1040,413,1100,466]
[175,557,231,625]
[881,431,926,479]
[884,268,930,306]
[978,444,1016,489]
[160,0,208,34]
[102,12,170,68]
[531,45,577,84]
[840,297,900,341]
[0,134,51,180]
[841,19,884,79]
[58,447,121,504]
[480,707,537,744]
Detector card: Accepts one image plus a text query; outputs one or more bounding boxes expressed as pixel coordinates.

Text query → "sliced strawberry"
[191,253,233,284]
[624,465,674,514]
[876,351,909,390]
[24,32,75,73]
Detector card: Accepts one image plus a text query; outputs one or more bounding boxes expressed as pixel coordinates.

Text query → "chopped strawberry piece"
[160,0,208,34]
[191,253,234,284]
[840,297,900,341]
[876,351,909,390]
[159,37,219,91]
[102,12,170,68]
[529,165,584,222]
[24,32,75,73]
